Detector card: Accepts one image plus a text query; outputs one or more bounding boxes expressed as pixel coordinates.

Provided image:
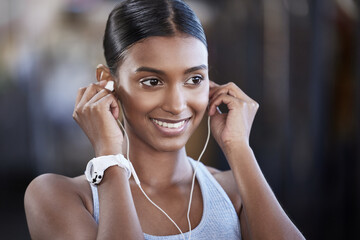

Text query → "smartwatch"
[85,154,132,185]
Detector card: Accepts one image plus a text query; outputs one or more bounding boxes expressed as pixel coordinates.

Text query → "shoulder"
[25,173,90,202]
[205,165,242,214]
[24,174,95,239]
[25,173,93,214]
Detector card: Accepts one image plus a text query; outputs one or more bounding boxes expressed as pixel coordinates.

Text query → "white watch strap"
[85,154,132,185]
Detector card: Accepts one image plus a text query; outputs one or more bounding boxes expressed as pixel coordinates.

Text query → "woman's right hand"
[72,80,123,156]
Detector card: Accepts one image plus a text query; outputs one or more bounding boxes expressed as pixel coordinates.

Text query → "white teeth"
[152,119,186,129]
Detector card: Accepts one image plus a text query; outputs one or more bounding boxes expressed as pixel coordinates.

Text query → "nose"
[161,84,187,115]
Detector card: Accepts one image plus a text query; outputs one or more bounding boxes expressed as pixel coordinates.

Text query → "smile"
[150,117,191,137]
[151,119,186,129]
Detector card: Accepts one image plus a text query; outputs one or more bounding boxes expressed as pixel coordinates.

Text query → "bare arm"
[24,174,98,240]
[25,80,144,239]
[24,171,144,240]
[208,81,305,240]
[96,167,144,239]
[224,143,304,240]
[74,80,145,239]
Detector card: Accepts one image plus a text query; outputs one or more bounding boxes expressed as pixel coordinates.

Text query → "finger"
[209,81,220,97]
[209,80,219,88]
[96,94,120,119]
[225,82,254,102]
[210,92,259,116]
[210,82,254,103]
[75,87,86,107]
[87,88,113,105]
[210,82,239,98]
[76,80,108,107]
[208,93,243,116]
[209,85,236,100]
[99,80,107,87]
[77,83,108,107]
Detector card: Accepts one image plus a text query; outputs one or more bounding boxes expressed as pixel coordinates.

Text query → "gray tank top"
[90,158,241,239]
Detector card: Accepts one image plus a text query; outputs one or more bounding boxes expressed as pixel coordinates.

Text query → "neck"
[122,131,193,189]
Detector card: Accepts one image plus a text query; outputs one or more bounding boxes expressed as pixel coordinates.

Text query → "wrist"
[221,138,250,155]
[94,143,123,157]
[101,165,130,183]
[223,143,257,171]
[85,153,132,185]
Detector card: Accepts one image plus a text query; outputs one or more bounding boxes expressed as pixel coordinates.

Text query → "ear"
[96,64,114,82]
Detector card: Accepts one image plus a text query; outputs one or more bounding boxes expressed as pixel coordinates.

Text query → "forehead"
[119,36,208,73]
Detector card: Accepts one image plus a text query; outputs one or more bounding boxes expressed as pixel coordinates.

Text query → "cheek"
[116,72,163,114]
[189,86,209,114]
[117,86,161,117]
[194,96,208,113]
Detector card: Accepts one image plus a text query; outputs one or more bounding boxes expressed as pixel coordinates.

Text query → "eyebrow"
[135,64,208,75]
[184,64,208,74]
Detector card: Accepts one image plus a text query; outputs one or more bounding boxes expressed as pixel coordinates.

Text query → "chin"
[151,137,188,152]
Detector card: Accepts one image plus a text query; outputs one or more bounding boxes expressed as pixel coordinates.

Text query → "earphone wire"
[116,115,211,240]
[186,115,211,240]
[116,118,186,240]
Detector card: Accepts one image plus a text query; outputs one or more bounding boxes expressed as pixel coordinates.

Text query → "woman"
[24,0,305,239]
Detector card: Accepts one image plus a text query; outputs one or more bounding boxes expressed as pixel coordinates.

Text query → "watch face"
[90,163,103,184]
[91,164,98,184]
[86,161,99,184]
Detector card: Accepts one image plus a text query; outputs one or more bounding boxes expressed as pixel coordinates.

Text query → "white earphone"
[106,80,211,240]
[117,117,210,240]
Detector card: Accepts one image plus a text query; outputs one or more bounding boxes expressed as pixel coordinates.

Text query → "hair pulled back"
[103,0,207,76]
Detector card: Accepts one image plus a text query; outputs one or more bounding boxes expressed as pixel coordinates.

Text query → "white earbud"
[104,81,114,92]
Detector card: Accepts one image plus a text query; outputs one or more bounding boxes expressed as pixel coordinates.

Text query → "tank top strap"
[90,184,99,224]
[188,157,235,209]
[89,157,241,239]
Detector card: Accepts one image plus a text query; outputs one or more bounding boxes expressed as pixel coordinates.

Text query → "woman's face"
[115,35,209,152]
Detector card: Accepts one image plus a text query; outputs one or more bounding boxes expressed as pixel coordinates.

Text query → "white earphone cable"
[186,116,211,240]
[116,115,211,240]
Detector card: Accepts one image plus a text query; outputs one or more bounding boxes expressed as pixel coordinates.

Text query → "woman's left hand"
[208,81,259,152]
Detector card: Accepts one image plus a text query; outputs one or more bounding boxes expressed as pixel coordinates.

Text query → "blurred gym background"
[0,0,359,239]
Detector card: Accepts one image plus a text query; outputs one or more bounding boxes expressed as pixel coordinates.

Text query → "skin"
[24,35,305,240]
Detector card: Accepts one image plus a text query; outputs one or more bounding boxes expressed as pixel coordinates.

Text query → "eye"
[185,75,203,85]
[140,78,163,87]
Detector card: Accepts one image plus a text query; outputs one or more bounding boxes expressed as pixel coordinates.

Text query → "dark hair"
[103,0,207,76]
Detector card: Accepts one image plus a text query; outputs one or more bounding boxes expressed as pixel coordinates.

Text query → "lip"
[150,117,191,123]
[150,117,191,137]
